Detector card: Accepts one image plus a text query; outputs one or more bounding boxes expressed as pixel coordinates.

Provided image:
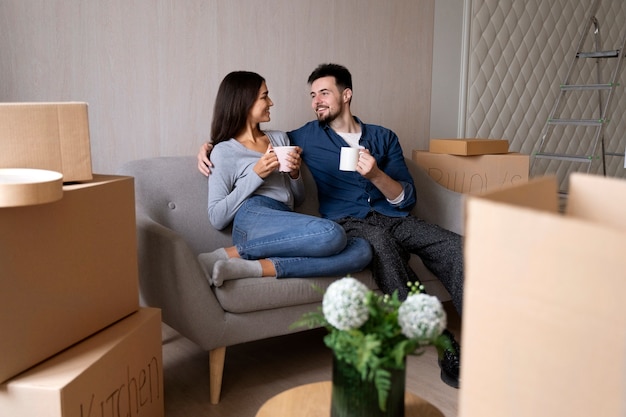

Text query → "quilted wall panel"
[464,0,625,190]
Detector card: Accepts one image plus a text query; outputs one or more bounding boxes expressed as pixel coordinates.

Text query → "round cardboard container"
[0,168,64,208]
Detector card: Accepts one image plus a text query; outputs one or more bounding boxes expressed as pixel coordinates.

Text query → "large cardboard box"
[0,103,93,182]
[429,138,509,155]
[460,173,626,417]
[412,150,529,194]
[0,175,139,383]
[0,308,163,417]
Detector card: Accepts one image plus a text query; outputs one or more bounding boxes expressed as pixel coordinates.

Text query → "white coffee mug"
[339,147,360,171]
[273,146,297,172]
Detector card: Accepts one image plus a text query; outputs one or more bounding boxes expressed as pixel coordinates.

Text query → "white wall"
[0,0,435,174]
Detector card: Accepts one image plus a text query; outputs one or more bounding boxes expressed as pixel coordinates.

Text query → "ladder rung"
[534,153,593,163]
[548,118,605,126]
[577,50,620,58]
[561,83,615,91]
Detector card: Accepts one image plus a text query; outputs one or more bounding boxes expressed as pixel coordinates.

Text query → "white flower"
[322,277,369,330]
[398,293,447,341]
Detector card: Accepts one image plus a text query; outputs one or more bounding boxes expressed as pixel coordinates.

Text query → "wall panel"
[0,0,434,174]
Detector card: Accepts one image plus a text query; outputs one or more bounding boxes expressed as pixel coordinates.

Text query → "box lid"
[0,168,63,207]
[429,138,509,156]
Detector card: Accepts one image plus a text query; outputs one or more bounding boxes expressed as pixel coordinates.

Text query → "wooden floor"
[161,302,461,417]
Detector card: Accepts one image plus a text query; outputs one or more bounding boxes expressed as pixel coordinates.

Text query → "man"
[198,63,462,388]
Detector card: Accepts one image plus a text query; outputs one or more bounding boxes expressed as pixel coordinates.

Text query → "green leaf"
[289,309,327,330]
[434,332,454,356]
[374,368,391,411]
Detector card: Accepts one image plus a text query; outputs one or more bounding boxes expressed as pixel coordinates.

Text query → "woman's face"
[248,81,273,124]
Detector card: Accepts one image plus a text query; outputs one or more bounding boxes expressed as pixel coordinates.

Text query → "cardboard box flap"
[472,175,558,212]
[566,173,626,231]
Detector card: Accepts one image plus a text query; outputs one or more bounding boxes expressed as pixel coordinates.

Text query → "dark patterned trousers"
[337,212,464,316]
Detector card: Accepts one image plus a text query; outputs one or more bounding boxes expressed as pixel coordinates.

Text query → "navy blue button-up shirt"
[288,117,416,221]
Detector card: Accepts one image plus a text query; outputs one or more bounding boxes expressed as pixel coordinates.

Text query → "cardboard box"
[412,150,529,194]
[429,138,509,155]
[0,308,164,417]
[0,175,139,383]
[460,173,626,417]
[0,103,93,182]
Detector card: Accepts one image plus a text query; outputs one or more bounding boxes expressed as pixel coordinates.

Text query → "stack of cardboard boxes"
[0,103,164,417]
[412,138,530,194]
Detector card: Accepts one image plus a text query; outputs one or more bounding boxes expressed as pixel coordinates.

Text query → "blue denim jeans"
[232,195,372,278]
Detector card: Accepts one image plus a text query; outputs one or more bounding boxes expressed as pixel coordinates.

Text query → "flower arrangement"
[293,277,450,412]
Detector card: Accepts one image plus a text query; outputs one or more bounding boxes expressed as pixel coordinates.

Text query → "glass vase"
[330,355,406,417]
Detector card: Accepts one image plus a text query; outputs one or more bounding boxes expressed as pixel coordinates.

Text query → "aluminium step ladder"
[530,0,626,193]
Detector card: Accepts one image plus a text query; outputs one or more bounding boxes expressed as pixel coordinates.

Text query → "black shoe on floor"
[437,329,460,389]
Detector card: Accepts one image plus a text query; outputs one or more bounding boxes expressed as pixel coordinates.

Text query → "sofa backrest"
[119,156,324,255]
[119,155,464,256]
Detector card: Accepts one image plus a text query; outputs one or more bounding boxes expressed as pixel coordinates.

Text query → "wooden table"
[256,381,444,417]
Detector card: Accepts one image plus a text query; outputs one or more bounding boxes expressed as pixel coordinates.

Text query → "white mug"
[339,147,360,171]
[273,146,296,172]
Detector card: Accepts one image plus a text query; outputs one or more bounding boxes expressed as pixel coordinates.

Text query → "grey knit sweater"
[207,130,305,230]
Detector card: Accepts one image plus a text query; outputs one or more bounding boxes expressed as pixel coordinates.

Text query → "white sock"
[212,258,263,287]
[197,248,229,285]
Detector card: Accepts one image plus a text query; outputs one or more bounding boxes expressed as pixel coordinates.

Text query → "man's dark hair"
[307,63,352,91]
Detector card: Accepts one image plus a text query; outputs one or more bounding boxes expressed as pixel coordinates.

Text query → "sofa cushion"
[214,270,377,314]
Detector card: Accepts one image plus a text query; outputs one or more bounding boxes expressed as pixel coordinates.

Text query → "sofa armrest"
[135,211,228,349]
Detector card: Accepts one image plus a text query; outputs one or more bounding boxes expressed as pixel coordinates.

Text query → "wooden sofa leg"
[209,346,226,404]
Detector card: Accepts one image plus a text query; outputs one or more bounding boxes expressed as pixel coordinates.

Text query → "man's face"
[310,76,347,123]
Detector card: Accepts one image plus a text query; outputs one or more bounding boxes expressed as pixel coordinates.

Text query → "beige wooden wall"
[0,0,434,174]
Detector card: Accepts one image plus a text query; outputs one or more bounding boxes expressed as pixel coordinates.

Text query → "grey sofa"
[119,155,464,404]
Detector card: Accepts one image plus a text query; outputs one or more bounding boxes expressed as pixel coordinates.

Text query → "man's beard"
[316,108,338,125]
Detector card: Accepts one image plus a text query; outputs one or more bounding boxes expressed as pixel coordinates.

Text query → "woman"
[199,71,372,286]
